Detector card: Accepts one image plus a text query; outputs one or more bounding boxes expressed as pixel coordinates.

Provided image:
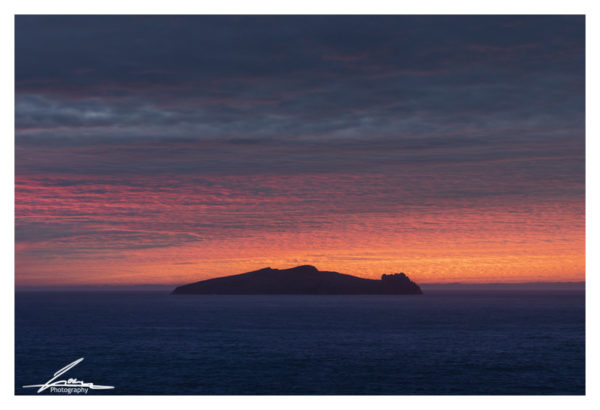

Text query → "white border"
[2,2,597,409]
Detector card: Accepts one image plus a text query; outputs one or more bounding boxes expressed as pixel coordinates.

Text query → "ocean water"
[15,290,585,395]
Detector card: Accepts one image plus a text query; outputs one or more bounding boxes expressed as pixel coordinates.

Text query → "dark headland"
[172,265,422,295]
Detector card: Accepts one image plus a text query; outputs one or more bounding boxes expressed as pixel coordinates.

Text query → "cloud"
[14,15,586,285]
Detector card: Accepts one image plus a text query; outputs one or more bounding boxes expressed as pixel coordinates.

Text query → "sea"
[15,289,585,395]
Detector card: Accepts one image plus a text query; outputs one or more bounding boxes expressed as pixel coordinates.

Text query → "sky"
[15,15,585,287]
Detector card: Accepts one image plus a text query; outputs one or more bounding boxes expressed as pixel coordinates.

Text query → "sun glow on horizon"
[15,173,584,287]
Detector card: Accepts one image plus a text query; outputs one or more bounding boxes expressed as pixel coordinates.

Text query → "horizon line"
[14,280,586,291]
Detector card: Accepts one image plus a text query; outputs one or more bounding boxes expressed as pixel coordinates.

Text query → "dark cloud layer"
[15,16,584,180]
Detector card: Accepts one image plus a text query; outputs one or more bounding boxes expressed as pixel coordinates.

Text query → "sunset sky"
[15,15,585,287]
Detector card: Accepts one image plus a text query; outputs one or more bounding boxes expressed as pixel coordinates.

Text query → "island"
[171,265,422,295]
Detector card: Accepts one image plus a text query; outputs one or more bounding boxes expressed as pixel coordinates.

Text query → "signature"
[22,358,114,394]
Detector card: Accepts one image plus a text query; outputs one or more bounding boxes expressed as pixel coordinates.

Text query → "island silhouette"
[172,265,422,295]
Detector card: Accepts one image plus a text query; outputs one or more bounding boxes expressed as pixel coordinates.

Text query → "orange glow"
[15,173,584,287]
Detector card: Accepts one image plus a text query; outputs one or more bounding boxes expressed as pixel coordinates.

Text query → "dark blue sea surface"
[15,290,585,395]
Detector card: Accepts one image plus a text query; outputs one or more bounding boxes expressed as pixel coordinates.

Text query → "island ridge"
[172,265,423,295]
